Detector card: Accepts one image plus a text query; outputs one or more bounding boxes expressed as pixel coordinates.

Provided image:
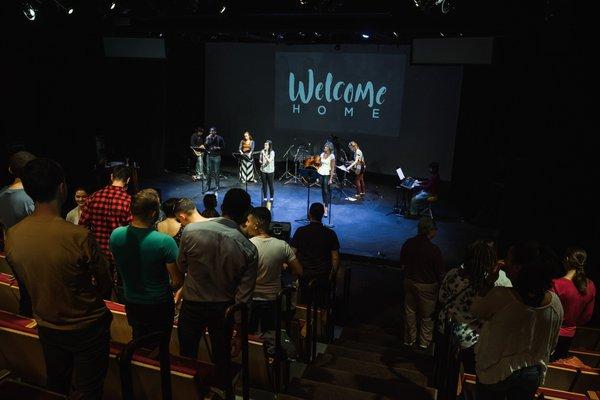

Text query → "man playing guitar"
[347,141,365,198]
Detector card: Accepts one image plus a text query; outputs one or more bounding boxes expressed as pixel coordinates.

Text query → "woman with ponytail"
[551,247,596,360]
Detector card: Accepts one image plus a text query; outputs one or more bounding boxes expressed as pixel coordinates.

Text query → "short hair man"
[0,151,36,232]
[290,202,340,308]
[110,189,184,341]
[80,165,133,268]
[174,198,206,226]
[400,217,445,350]
[5,158,112,399]
[201,193,220,218]
[177,188,258,371]
[243,207,302,333]
[204,127,225,191]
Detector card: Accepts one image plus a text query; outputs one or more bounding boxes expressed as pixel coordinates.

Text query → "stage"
[143,165,494,265]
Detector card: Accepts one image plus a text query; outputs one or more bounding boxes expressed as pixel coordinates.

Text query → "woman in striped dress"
[238,131,256,183]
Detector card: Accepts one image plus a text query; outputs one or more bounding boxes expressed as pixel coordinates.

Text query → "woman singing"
[317,143,336,217]
[348,141,365,198]
[238,131,255,183]
[260,140,275,202]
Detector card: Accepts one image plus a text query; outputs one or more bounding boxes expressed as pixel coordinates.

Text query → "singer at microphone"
[259,140,275,202]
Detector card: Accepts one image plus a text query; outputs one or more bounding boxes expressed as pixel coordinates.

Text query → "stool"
[423,195,438,220]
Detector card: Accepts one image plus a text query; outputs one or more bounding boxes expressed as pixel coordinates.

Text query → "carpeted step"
[313,353,429,386]
[340,326,407,349]
[303,365,437,400]
[350,323,403,337]
[333,338,415,357]
[286,377,396,400]
[324,343,415,368]
[276,394,306,400]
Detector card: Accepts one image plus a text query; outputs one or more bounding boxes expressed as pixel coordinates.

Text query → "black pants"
[178,300,232,366]
[37,313,112,400]
[551,335,573,361]
[476,365,541,400]
[125,301,175,341]
[319,174,330,206]
[249,300,277,334]
[299,273,331,309]
[261,172,274,200]
[207,155,221,189]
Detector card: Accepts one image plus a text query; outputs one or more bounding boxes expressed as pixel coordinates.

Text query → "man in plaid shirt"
[80,165,133,268]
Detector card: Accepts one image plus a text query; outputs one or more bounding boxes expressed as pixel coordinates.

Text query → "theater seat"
[573,327,600,352]
[546,363,600,392]
[0,273,19,314]
[0,309,46,386]
[0,252,12,275]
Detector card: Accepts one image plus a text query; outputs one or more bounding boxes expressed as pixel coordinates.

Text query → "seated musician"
[409,162,440,217]
[347,141,365,198]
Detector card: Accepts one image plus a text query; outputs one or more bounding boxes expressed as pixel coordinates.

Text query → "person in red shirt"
[551,247,596,360]
[79,165,133,293]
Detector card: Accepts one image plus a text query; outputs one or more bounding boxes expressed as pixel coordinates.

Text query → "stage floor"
[143,168,493,265]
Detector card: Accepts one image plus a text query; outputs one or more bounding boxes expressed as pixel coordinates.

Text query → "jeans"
[207,155,221,189]
[261,172,274,200]
[476,365,541,400]
[249,300,277,334]
[299,273,331,309]
[37,313,112,400]
[178,300,232,367]
[355,172,365,195]
[410,190,430,215]
[403,279,438,347]
[195,155,205,177]
[125,300,175,341]
[319,174,331,205]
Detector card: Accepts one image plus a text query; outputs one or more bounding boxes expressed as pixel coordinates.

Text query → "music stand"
[295,168,319,224]
[278,145,295,181]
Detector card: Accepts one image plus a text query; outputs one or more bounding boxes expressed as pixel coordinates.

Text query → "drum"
[302,155,321,170]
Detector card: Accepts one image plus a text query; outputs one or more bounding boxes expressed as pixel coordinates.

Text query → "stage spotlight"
[110,2,116,10]
[23,2,36,20]
[393,31,398,38]
[361,33,370,39]
[67,7,74,14]
[220,5,226,13]
[51,0,73,15]
[413,0,420,7]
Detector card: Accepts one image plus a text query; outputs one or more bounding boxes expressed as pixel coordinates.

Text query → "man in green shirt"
[110,189,183,340]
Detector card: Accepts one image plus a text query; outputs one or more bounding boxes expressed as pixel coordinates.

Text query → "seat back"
[0,309,46,386]
[0,273,19,314]
[573,327,600,352]
[0,252,12,275]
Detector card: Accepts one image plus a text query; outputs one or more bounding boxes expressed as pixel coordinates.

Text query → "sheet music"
[396,167,405,180]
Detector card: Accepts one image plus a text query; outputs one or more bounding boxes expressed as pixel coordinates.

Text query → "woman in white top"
[317,143,335,217]
[259,140,275,202]
[471,243,563,399]
[65,188,88,225]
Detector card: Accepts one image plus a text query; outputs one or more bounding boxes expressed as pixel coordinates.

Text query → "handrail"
[274,286,294,392]
[224,303,249,400]
[118,331,172,400]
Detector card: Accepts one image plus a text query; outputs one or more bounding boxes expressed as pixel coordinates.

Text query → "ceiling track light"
[51,0,73,14]
[110,1,116,10]
[23,1,36,20]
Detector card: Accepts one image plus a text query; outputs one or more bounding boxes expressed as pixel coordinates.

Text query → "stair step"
[350,323,402,336]
[313,353,429,386]
[303,365,437,400]
[286,377,395,400]
[333,338,415,357]
[277,394,305,400]
[340,327,406,349]
[325,344,413,367]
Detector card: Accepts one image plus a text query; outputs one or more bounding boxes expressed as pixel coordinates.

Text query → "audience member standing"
[551,247,596,360]
[437,240,512,372]
[5,158,112,400]
[65,187,88,225]
[157,197,184,246]
[471,243,563,399]
[79,165,133,277]
[110,189,184,341]
[201,193,220,218]
[401,217,445,350]
[177,189,257,369]
[290,202,340,308]
[0,151,36,232]
[243,207,302,333]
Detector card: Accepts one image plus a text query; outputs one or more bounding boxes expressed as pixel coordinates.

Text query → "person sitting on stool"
[409,162,440,217]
